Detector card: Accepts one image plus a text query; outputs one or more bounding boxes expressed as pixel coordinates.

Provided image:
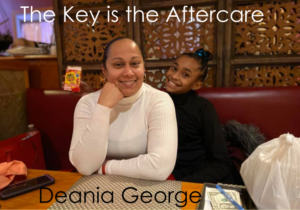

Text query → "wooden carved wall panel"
[62,0,117,7]
[142,6,215,60]
[234,66,300,87]
[145,69,167,89]
[204,67,215,88]
[63,15,126,62]
[82,71,106,89]
[235,1,300,55]
[145,67,215,89]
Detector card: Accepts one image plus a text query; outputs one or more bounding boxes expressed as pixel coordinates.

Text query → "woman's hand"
[97,82,124,108]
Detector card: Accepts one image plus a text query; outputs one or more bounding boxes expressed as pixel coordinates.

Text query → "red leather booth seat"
[26,87,300,171]
[196,87,300,141]
[26,90,81,171]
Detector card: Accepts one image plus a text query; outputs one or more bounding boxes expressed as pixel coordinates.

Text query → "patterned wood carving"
[62,0,116,7]
[145,69,167,89]
[204,67,215,88]
[63,15,126,62]
[82,71,106,89]
[235,1,300,55]
[234,66,300,87]
[142,6,215,60]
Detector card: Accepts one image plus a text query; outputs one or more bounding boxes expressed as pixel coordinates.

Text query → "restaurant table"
[0,170,203,210]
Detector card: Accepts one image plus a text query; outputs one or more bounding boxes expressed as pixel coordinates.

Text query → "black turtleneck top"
[169,90,232,183]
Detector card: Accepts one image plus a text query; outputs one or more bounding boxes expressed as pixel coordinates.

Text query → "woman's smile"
[119,80,137,88]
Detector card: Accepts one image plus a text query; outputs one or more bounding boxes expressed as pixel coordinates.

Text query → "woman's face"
[102,39,145,97]
[165,55,203,94]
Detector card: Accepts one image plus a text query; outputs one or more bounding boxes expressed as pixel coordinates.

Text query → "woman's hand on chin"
[97,82,124,108]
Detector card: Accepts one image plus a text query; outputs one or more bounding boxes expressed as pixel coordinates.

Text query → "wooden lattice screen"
[225,0,300,87]
[54,0,300,88]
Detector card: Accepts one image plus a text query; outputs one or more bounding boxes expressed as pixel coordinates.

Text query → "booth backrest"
[26,87,300,171]
[26,89,80,170]
[196,87,300,141]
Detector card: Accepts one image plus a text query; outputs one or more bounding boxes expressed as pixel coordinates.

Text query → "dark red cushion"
[26,89,81,170]
[196,87,300,141]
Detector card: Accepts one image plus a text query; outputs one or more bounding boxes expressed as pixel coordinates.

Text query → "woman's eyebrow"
[131,56,141,60]
[112,57,123,60]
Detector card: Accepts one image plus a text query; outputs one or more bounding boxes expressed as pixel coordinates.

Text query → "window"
[15,10,55,44]
[21,21,54,43]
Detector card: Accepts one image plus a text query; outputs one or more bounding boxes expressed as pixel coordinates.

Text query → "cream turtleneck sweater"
[69,83,178,180]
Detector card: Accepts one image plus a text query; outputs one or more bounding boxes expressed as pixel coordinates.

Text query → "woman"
[69,37,178,181]
[165,50,233,183]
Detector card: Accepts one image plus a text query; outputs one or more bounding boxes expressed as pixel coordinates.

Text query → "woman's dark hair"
[102,37,143,69]
[180,49,213,81]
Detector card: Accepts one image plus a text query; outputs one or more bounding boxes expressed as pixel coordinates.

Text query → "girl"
[165,49,232,183]
[69,37,178,180]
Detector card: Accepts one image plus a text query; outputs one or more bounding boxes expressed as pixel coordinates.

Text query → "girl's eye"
[183,73,190,77]
[171,66,177,71]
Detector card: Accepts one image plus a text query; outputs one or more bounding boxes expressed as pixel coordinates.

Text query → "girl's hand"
[78,81,94,95]
[62,75,94,97]
[97,82,124,108]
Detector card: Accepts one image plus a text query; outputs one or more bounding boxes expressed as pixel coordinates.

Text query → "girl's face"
[165,55,203,94]
[102,39,145,97]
